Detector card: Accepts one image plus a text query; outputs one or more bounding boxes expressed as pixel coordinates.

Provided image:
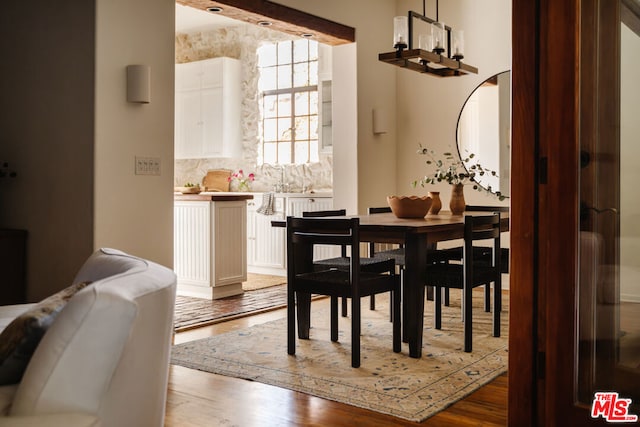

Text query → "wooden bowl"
[386,196,433,218]
[175,186,202,194]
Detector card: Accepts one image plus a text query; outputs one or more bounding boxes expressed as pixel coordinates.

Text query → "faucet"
[273,165,290,193]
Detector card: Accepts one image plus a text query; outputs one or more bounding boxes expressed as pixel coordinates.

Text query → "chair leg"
[463,284,473,352]
[352,296,361,368]
[444,288,450,306]
[484,284,491,312]
[296,291,312,340]
[331,296,339,342]
[402,278,409,343]
[434,286,442,330]
[393,284,401,353]
[341,297,348,317]
[493,280,501,338]
[287,287,296,355]
[370,294,376,311]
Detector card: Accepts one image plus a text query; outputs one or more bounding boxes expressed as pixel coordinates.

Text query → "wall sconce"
[126,65,150,104]
[372,108,388,135]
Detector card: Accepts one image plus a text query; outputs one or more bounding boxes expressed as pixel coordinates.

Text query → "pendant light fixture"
[379,0,478,77]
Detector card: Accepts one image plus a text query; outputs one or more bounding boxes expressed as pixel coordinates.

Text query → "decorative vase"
[237,181,250,192]
[427,192,442,214]
[449,184,466,215]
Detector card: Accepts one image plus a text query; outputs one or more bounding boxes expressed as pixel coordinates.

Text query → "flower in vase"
[228,169,255,191]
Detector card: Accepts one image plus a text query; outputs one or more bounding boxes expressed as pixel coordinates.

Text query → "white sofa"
[0,248,177,427]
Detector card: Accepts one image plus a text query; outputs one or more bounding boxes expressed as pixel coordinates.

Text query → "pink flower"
[248,173,255,181]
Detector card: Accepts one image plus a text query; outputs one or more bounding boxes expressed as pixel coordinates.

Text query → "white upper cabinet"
[175,57,241,159]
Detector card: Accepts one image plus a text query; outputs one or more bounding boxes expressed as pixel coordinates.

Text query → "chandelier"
[378,0,478,77]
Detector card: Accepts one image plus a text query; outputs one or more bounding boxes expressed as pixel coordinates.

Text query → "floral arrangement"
[228,169,255,191]
[412,145,505,200]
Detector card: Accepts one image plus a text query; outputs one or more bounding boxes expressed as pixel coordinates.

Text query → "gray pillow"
[0,282,91,385]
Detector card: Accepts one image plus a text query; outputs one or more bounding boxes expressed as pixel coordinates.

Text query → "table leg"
[404,233,426,358]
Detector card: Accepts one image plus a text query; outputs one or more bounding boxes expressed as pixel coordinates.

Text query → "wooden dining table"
[273,210,509,359]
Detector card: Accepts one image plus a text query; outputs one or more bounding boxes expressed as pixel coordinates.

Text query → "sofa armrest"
[0,413,100,427]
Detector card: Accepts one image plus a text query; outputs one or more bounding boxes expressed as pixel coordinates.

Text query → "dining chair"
[432,205,509,312]
[303,209,393,317]
[286,216,401,368]
[425,212,502,352]
[366,207,404,317]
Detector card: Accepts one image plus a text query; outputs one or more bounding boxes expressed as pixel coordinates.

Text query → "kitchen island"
[174,192,253,299]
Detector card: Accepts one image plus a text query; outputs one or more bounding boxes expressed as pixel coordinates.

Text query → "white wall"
[396,0,511,208]
[620,23,640,302]
[94,0,175,268]
[272,0,398,213]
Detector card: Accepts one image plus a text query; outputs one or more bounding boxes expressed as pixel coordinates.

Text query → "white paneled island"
[174,193,253,299]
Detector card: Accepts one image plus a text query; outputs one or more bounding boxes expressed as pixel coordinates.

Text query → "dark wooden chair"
[425,213,502,352]
[286,216,401,368]
[303,209,393,317]
[432,205,509,311]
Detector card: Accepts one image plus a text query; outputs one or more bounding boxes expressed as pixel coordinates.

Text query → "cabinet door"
[253,212,286,269]
[248,196,286,273]
[175,90,203,159]
[201,87,224,157]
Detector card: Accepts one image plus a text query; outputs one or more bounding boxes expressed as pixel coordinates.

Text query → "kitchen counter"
[174,192,254,202]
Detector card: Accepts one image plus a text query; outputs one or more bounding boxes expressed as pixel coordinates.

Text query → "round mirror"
[456,71,511,198]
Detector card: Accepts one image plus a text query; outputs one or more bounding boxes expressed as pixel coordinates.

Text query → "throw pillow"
[0,281,91,385]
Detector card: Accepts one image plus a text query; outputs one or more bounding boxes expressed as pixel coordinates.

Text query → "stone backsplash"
[175,20,333,192]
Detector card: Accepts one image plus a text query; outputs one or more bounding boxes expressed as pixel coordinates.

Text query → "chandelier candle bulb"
[452,30,465,60]
[432,22,446,53]
[393,16,409,49]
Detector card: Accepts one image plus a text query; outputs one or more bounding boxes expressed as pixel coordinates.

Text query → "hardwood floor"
[166,298,508,426]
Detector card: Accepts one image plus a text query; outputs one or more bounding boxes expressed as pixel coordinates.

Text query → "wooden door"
[510,0,640,424]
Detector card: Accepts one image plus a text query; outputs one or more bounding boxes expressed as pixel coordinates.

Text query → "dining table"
[273,210,509,359]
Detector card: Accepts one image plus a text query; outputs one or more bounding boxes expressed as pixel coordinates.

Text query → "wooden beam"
[177,0,355,46]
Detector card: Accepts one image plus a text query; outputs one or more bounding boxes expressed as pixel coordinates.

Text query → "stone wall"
[175,23,333,192]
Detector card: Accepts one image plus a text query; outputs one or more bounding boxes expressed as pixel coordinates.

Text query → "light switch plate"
[135,156,161,176]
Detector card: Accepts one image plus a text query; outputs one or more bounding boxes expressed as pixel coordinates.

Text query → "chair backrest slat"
[367,206,392,214]
[302,209,347,218]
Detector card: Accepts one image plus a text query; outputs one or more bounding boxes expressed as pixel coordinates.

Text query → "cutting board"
[202,169,231,192]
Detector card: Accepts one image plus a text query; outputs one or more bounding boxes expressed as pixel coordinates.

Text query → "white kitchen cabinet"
[175,57,241,159]
[247,195,286,276]
[246,194,336,276]
[174,199,247,299]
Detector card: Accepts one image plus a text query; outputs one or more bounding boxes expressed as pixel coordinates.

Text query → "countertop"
[174,192,254,202]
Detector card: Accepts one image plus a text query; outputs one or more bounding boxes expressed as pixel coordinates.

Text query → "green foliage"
[411,145,505,201]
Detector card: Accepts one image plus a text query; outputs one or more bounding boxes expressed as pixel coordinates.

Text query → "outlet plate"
[135,156,161,176]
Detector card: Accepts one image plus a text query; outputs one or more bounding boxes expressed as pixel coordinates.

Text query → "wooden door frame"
[510,0,632,424]
[510,0,585,423]
[508,0,540,425]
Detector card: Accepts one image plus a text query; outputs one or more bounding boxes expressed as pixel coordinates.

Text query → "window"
[258,39,319,165]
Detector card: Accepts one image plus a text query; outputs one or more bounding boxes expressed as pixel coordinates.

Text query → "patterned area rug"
[171,291,509,422]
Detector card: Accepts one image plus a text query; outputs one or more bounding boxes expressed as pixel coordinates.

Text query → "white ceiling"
[175,4,240,33]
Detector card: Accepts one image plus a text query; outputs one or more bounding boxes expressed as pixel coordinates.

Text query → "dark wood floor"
[165,298,508,426]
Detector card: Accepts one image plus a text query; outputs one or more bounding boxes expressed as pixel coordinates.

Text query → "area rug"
[171,291,509,422]
[174,284,287,332]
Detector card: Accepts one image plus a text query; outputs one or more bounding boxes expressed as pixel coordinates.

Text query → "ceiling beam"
[176,0,355,46]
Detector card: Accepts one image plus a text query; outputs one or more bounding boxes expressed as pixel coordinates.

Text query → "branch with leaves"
[412,145,505,201]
